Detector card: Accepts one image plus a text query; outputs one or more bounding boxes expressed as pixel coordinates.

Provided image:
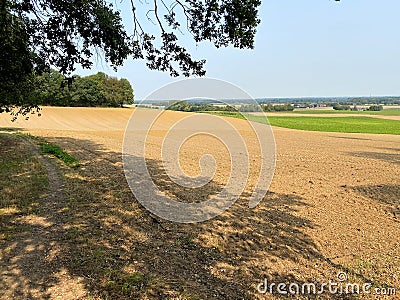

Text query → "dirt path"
[0,137,86,299]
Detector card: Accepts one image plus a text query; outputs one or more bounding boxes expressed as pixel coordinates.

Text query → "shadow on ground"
[351,184,400,220]
[0,133,65,299]
[0,127,23,132]
[347,151,400,165]
[329,136,372,141]
[1,134,379,299]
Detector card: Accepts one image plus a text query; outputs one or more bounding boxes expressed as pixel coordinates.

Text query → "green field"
[204,111,400,135]
[290,108,400,116]
[266,116,400,134]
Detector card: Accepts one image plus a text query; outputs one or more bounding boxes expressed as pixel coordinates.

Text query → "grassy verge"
[0,133,48,215]
[15,132,80,167]
[39,141,80,167]
[198,110,247,119]
[203,111,400,134]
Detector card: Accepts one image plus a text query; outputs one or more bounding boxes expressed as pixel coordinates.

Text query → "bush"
[368,105,383,111]
[263,104,294,112]
[332,103,351,110]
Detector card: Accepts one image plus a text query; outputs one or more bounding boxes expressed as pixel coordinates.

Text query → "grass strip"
[39,142,80,167]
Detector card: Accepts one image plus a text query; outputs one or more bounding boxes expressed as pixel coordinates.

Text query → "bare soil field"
[0,107,399,299]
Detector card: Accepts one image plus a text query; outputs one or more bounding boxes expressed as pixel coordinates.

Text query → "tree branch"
[153,0,165,33]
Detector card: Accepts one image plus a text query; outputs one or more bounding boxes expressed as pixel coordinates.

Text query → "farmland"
[265,116,400,134]
[0,107,399,299]
[205,111,400,135]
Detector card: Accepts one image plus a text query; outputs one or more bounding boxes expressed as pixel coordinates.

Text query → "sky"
[75,0,400,100]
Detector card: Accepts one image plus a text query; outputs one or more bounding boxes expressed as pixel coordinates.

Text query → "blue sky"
[75,0,400,100]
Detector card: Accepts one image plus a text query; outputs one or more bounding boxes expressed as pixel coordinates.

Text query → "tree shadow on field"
[347,151,400,165]
[378,147,400,152]
[351,184,400,220]
[0,127,23,132]
[2,135,378,299]
[329,136,372,141]
[0,133,64,299]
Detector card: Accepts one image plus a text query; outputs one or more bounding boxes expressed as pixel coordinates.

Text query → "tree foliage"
[166,101,237,112]
[263,104,294,112]
[166,101,296,113]
[0,0,262,116]
[367,105,383,111]
[239,104,262,112]
[34,70,134,108]
[332,103,351,111]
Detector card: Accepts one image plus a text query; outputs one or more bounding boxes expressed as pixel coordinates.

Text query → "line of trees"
[331,103,385,111]
[261,98,400,105]
[166,101,236,112]
[367,105,383,111]
[332,103,352,111]
[262,104,294,112]
[166,101,295,112]
[239,104,263,112]
[351,97,400,105]
[33,70,134,107]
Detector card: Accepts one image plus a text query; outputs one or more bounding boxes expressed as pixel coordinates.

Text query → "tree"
[239,104,262,112]
[1,0,262,117]
[85,72,134,107]
[119,79,134,107]
[262,104,294,112]
[31,69,134,107]
[70,76,101,107]
[35,69,72,106]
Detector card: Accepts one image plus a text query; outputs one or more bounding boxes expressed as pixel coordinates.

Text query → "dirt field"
[0,107,399,299]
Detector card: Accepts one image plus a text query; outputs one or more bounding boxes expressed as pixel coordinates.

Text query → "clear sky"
[75,0,400,100]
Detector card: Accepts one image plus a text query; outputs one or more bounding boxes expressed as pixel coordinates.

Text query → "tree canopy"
[0,0,262,117]
[33,70,134,109]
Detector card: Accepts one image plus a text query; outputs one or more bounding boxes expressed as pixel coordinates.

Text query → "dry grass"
[0,133,47,214]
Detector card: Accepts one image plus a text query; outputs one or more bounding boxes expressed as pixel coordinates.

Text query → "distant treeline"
[166,101,294,112]
[332,103,383,111]
[166,101,236,112]
[262,104,294,112]
[348,97,400,105]
[239,104,294,112]
[32,69,134,107]
[143,97,400,107]
[258,97,400,105]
